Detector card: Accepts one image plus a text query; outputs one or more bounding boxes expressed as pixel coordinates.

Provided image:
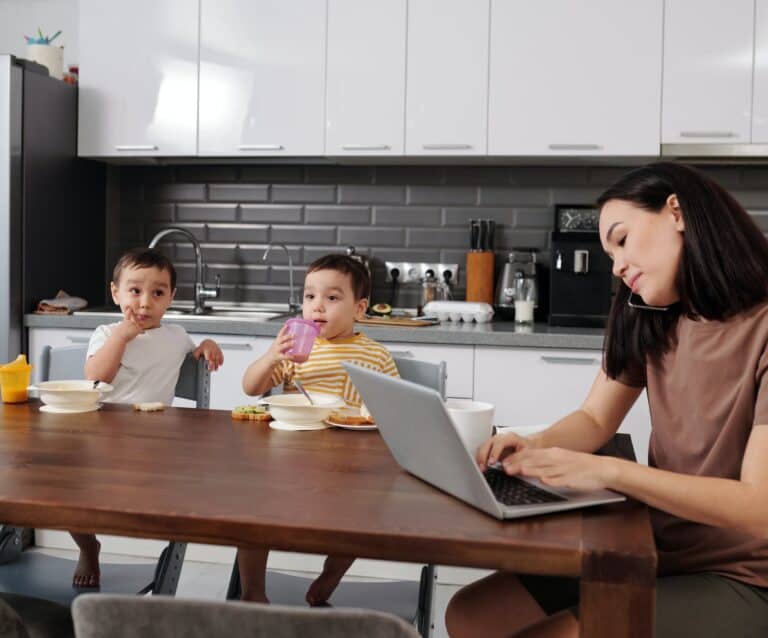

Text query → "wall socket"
[384,262,460,285]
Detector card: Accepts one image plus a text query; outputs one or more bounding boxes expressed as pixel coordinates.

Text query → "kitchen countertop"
[25,312,605,349]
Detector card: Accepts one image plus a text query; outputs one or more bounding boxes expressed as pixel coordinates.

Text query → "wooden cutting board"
[356,316,437,327]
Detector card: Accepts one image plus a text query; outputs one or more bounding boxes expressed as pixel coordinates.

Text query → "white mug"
[445,399,495,454]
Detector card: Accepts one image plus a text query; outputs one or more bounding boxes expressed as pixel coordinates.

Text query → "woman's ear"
[667,194,685,232]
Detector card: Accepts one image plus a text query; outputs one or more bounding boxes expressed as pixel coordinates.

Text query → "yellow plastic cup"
[0,355,33,403]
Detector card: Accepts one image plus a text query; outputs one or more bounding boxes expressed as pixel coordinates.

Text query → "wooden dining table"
[0,402,656,636]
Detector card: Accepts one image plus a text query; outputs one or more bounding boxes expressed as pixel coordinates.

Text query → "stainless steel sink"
[74,304,295,323]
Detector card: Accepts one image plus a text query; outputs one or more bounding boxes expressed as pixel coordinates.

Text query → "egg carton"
[423,301,494,324]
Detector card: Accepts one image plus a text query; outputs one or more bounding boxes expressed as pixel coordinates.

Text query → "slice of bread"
[328,410,375,426]
[132,402,164,412]
[231,405,273,422]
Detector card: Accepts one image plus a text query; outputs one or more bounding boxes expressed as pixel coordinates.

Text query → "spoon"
[293,379,315,406]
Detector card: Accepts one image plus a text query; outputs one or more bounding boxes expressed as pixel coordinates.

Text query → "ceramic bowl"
[30,380,113,409]
[259,392,345,425]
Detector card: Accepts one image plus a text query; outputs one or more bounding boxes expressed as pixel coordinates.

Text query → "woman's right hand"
[268,325,295,365]
[476,432,535,472]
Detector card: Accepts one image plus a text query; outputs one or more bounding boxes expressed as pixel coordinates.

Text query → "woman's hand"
[501,447,618,492]
[476,432,536,472]
[194,339,224,372]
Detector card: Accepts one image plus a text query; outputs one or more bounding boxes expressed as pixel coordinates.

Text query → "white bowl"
[30,380,113,409]
[259,392,345,425]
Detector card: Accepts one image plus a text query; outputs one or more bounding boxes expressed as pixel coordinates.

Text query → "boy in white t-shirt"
[75,248,224,587]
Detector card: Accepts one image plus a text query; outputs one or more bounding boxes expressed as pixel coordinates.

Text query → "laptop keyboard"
[483,469,566,506]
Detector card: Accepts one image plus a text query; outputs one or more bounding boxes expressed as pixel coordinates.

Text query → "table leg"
[580,578,654,638]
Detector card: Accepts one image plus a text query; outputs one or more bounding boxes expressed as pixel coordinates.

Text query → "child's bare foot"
[73,537,101,588]
[306,556,354,606]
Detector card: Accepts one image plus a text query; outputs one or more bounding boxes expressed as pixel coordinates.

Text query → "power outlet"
[384,262,459,285]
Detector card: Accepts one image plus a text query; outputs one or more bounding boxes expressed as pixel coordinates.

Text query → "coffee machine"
[548,206,614,328]
[495,249,545,321]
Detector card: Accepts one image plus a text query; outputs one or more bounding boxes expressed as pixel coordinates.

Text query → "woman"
[446,163,768,638]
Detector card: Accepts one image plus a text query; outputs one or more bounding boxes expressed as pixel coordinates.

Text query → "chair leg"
[226,558,242,600]
[150,541,187,595]
[416,564,437,637]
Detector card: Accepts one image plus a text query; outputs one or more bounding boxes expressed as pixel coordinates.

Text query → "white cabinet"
[405,0,489,156]
[488,0,662,156]
[198,0,327,156]
[325,0,407,155]
[78,0,199,157]
[662,0,755,144]
[190,333,272,410]
[473,347,651,464]
[386,342,474,399]
[753,0,768,142]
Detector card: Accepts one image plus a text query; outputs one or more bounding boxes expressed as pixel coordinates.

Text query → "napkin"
[35,290,88,314]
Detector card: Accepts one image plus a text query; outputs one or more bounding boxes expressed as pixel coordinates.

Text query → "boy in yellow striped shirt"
[239,254,399,604]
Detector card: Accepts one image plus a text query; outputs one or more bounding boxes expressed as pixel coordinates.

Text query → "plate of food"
[325,405,377,431]
[231,405,273,422]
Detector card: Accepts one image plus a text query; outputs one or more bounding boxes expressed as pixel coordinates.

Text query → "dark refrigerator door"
[21,68,106,346]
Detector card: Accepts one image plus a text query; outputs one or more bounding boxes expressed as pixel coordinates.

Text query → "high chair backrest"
[391,354,447,400]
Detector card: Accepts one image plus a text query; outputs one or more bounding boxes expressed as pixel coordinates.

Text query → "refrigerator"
[0,54,105,363]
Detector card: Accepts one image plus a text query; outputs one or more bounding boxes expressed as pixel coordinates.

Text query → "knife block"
[465,251,495,303]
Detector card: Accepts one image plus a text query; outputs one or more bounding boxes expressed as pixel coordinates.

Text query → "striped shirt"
[270,332,399,407]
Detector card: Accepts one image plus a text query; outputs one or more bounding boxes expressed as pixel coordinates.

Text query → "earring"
[627,292,670,312]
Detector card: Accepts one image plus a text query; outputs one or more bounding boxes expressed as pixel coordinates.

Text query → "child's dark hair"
[306,254,370,300]
[112,248,177,290]
[597,162,768,380]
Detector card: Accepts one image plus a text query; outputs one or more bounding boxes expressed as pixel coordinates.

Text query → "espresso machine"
[548,206,614,327]
[495,249,543,321]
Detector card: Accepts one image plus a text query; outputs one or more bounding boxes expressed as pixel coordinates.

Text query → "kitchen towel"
[35,290,88,314]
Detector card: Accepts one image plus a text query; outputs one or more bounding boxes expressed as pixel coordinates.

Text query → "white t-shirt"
[86,323,196,405]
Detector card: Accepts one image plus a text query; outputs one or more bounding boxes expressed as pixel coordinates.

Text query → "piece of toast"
[132,402,164,412]
[328,410,375,426]
[231,405,273,422]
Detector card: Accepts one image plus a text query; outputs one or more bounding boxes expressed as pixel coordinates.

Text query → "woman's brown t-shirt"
[642,301,768,588]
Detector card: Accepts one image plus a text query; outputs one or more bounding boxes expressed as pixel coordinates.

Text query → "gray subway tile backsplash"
[115,163,768,308]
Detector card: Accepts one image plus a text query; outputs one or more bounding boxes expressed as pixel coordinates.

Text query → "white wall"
[0,0,79,68]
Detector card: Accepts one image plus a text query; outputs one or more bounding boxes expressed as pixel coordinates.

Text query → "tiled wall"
[115,164,768,309]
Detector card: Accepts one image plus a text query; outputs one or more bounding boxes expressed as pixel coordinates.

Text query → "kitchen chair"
[0,343,210,605]
[0,593,74,638]
[224,355,445,637]
[72,594,420,638]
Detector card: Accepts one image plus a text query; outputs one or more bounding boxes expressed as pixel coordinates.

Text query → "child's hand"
[194,339,224,371]
[268,325,295,365]
[113,307,143,342]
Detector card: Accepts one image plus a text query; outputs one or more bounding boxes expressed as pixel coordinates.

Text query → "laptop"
[344,363,625,520]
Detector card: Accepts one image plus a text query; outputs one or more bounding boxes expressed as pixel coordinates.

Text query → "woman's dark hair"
[597,162,768,380]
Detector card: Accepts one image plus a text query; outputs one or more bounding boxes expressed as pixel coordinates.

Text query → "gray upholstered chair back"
[72,594,420,638]
[40,345,210,408]
[391,355,447,400]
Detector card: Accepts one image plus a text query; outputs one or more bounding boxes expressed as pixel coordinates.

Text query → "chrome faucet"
[262,243,300,314]
[147,227,220,314]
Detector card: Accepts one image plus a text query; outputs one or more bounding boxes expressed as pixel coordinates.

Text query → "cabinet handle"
[422,144,473,150]
[114,145,158,151]
[540,355,598,365]
[219,342,253,351]
[238,144,284,151]
[679,131,737,139]
[341,144,391,151]
[548,144,602,151]
[66,336,91,344]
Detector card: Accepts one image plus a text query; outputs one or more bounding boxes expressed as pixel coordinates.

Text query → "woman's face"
[599,196,685,307]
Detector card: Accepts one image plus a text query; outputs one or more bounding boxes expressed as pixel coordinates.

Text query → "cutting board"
[356,316,437,327]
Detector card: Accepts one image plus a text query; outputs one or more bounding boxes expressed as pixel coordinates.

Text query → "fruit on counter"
[370,303,392,316]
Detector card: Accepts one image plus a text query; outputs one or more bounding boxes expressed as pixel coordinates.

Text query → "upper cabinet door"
[753,0,768,142]
[326,0,407,155]
[78,0,199,157]
[662,0,754,144]
[199,0,327,156]
[405,0,489,156]
[488,0,662,156]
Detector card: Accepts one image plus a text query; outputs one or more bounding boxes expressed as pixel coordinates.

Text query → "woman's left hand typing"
[501,447,618,492]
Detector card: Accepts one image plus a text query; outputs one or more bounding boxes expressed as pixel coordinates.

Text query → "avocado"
[370,303,392,316]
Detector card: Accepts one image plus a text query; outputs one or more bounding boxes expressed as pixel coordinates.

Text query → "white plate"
[324,418,377,431]
[269,420,329,431]
[40,404,101,414]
